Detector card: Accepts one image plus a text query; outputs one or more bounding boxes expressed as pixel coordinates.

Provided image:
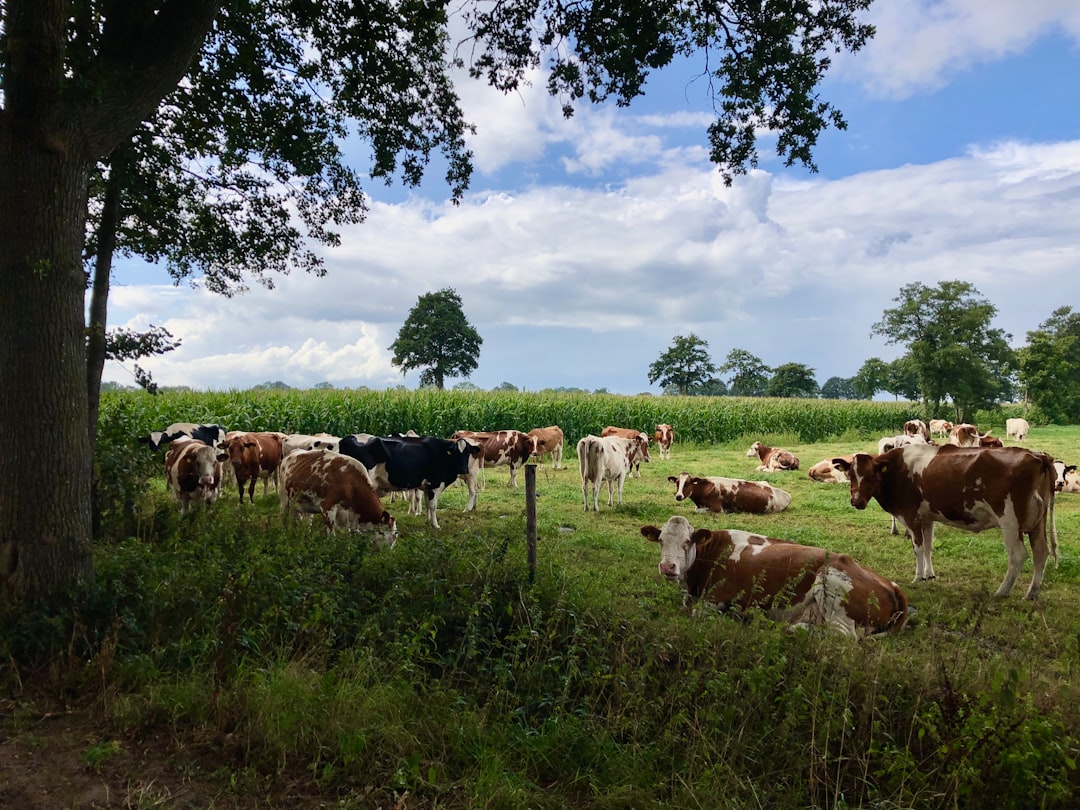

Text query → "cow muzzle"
[850,495,868,510]
[659,561,679,579]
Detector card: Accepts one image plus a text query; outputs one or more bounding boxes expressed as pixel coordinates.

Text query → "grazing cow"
[807,455,855,484]
[279,449,397,546]
[1053,461,1080,493]
[337,434,481,528]
[654,424,675,460]
[141,422,228,451]
[947,423,984,447]
[449,429,538,487]
[216,431,285,504]
[600,426,652,477]
[578,434,641,511]
[528,425,565,470]
[929,419,953,438]
[641,516,908,637]
[282,432,341,456]
[833,444,1058,599]
[1006,418,1031,441]
[746,441,800,471]
[903,419,930,442]
[164,439,222,513]
[669,472,791,514]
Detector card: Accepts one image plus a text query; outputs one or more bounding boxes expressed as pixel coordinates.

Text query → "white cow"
[282,432,341,457]
[1006,418,1031,441]
[577,434,641,511]
[1053,461,1080,493]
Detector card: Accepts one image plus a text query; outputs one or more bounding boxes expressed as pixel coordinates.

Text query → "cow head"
[632,433,652,464]
[641,516,714,583]
[746,441,763,458]
[831,453,884,510]
[668,472,695,501]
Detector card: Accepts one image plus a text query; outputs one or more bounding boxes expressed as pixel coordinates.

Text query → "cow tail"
[1042,455,1060,564]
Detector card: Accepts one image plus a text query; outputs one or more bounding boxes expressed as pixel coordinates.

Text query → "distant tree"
[766,363,819,398]
[312,381,334,390]
[883,357,922,403]
[492,382,518,392]
[852,357,888,400]
[719,349,771,397]
[648,334,718,395]
[593,388,611,395]
[697,378,729,397]
[453,380,480,391]
[254,380,292,390]
[820,376,859,400]
[389,289,482,390]
[1019,306,1080,424]
[872,281,1017,422]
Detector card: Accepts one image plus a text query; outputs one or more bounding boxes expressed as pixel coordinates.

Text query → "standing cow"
[641,516,909,637]
[654,424,674,460]
[833,444,1058,599]
[165,439,222,513]
[528,425,565,470]
[1006,418,1031,441]
[578,434,642,511]
[216,431,285,504]
[600,426,652,477]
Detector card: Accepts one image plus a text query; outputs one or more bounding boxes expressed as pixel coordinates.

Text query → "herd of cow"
[141,415,1066,639]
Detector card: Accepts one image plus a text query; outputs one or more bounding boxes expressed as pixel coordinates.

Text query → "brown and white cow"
[282,432,341,457]
[578,434,641,511]
[654,424,674,460]
[833,444,1058,599]
[641,516,909,637]
[279,449,396,547]
[600,426,652,477]
[528,425,565,470]
[807,455,855,483]
[877,433,927,455]
[669,472,791,514]
[947,423,986,447]
[216,431,285,504]
[450,429,538,487]
[746,441,800,472]
[929,419,953,438]
[165,438,222,513]
[1006,418,1031,441]
[1053,461,1080,494]
[903,419,930,442]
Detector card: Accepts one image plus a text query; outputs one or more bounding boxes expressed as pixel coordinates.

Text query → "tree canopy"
[766,363,819,398]
[1019,306,1080,424]
[389,289,482,390]
[719,349,771,397]
[648,333,719,395]
[871,281,1017,421]
[820,376,859,400]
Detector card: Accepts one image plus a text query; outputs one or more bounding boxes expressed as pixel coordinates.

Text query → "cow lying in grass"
[641,516,909,637]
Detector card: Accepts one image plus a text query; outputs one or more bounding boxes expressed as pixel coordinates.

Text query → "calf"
[669,472,791,514]
[600,426,652,477]
[527,425,565,470]
[165,439,222,514]
[641,516,908,637]
[578,434,640,511]
[279,449,396,546]
[807,455,854,484]
[746,441,800,471]
[929,419,953,438]
[654,424,674,460]
[216,431,284,504]
[833,444,1058,599]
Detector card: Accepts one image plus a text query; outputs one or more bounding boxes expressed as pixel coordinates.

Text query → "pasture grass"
[4,408,1080,808]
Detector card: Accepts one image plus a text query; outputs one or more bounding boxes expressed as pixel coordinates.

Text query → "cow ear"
[690,528,713,548]
[667,476,677,483]
[216,452,229,462]
[876,461,889,476]
[1067,466,1077,474]
[640,526,660,543]
[830,458,850,472]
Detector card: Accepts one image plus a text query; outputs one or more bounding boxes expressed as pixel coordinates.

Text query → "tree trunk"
[86,145,129,454]
[0,137,96,604]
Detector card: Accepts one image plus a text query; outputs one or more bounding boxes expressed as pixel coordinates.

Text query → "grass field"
[4,401,1079,809]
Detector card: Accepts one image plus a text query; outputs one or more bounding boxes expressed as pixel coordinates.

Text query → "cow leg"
[1024,526,1051,600]
[462,474,479,511]
[908,523,936,582]
[995,522,1030,598]
[425,490,441,529]
[509,461,518,487]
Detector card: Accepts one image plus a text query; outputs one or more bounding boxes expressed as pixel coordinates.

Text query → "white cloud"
[838,0,1080,98]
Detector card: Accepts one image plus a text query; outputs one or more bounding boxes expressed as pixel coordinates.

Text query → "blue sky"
[106,0,1080,395]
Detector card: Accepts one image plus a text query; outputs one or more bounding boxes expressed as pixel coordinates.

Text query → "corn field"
[101,388,1032,447]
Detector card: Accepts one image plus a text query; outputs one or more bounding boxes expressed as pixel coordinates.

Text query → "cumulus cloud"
[837,0,1080,98]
